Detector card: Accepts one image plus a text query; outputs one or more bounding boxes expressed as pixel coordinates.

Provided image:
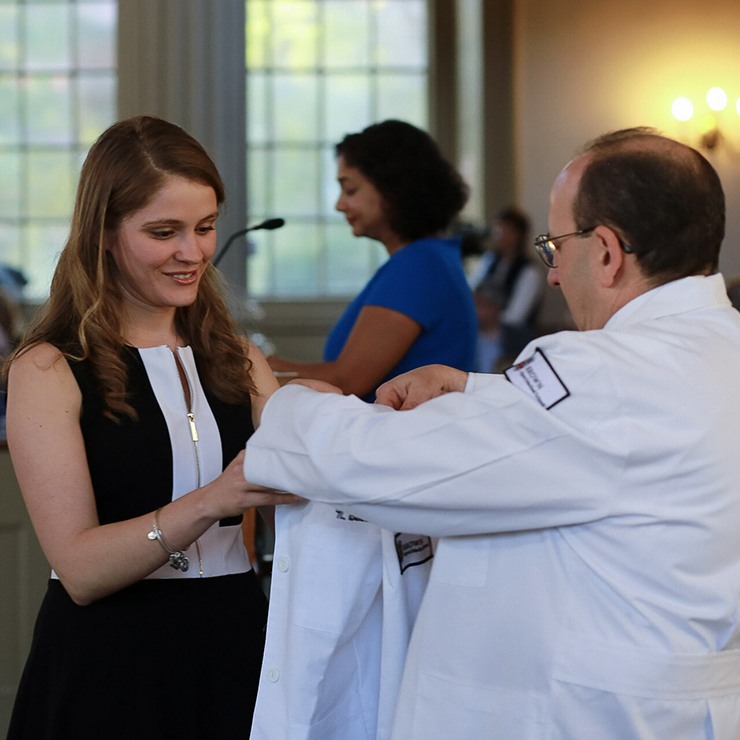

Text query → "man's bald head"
[571,127,725,284]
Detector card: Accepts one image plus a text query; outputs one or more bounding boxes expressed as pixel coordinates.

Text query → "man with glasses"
[244,128,740,738]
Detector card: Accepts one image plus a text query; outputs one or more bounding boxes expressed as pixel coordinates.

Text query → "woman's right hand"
[7,344,300,606]
[204,449,302,519]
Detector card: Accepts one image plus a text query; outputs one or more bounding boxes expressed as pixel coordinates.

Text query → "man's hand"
[375,364,468,410]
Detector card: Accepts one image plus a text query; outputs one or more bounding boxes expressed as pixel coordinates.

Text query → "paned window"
[246,0,428,298]
[4,1,427,302]
[0,0,117,299]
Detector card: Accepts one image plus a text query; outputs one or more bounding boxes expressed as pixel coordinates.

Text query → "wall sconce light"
[671,87,740,151]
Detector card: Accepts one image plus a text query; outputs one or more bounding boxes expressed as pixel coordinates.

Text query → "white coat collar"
[604,274,730,331]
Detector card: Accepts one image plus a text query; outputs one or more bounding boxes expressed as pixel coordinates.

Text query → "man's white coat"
[245,274,740,738]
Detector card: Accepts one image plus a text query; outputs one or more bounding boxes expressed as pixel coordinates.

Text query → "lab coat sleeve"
[244,357,624,538]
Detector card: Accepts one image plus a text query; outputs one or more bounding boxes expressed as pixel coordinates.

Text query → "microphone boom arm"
[213,217,285,267]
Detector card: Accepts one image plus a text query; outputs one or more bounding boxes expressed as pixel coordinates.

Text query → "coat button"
[276,555,290,572]
[266,667,280,683]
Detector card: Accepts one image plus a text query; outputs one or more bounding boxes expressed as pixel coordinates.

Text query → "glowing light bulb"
[706,87,728,112]
[736,97,740,116]
[672,97,694,121]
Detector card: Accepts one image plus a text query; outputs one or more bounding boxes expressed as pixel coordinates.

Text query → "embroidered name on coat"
[504,348,570,410]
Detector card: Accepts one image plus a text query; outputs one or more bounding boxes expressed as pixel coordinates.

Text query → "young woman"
[267,119,477,400]
[4,116,297,739]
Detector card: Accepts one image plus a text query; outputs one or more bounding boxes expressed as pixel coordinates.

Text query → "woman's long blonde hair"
[6,115,254,419]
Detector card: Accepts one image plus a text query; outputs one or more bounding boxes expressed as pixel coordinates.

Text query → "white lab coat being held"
[245,274,740,739]
[249,500,432,740]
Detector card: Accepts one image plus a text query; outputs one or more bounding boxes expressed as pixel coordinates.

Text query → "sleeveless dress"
[7,345,268,740]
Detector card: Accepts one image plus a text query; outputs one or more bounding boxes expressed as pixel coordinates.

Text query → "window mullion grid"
[70,0,81,240]
[368,0,381,276]
[265,0,278,296]
[316,0,328,296]
[18,1,29,271]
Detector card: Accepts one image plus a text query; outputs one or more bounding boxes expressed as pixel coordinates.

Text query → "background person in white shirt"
[469,206,544,372]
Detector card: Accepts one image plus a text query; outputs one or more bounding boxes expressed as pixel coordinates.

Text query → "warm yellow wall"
[514,0,740,279]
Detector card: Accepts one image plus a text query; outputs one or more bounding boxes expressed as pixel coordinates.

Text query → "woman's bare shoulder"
[9,342,70,377]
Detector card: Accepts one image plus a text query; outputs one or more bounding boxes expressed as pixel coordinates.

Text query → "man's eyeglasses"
[534,229,595,268]
[534,227,634,268]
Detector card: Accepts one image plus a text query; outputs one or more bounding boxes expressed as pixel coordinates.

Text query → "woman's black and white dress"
[8,345,267,740]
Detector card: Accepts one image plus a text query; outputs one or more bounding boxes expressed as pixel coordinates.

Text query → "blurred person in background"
[267,118,477,401]
[469,206,543,372]
[251,121,476,738]
[0,283,23,438]
[726,274,740,310]
[0,288,21,359]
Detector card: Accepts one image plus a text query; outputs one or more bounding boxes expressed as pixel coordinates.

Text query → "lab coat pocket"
[410,670,548,738]
[281,502,383,634]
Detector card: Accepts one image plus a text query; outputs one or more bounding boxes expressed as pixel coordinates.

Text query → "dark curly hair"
[335,119,469,242]
[574,127,725,283]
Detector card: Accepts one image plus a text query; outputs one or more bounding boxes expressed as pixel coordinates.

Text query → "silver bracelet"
[147,507,189,572]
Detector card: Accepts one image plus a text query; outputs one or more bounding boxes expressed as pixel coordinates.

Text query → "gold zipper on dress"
[187,412,199,445]
[172,349,204,577]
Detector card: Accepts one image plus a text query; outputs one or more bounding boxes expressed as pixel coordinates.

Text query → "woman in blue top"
[253,125,476,737]
[267,119,477,400]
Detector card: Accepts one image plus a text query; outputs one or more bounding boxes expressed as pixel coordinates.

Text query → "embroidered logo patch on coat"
[504,348,570,409]
[394,533,434,574]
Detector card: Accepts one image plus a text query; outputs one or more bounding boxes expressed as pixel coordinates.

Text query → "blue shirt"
[324,236,477,400]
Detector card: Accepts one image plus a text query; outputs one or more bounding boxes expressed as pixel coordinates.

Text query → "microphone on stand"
[213,217,285,267]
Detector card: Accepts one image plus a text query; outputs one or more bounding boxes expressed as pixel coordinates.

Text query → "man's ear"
[592,225,627,287]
